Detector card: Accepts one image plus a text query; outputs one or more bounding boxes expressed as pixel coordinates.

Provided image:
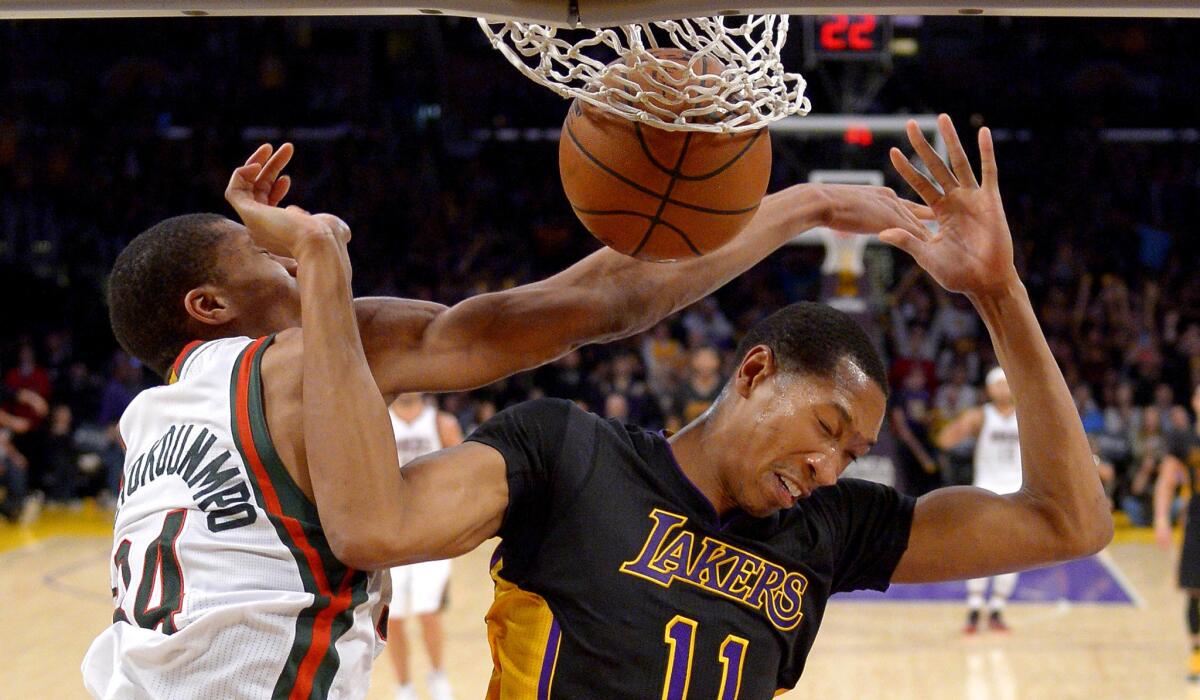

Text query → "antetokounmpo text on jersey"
[118,424,257,532]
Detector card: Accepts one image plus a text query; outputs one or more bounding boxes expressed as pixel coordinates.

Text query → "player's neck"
[666,414,734,517]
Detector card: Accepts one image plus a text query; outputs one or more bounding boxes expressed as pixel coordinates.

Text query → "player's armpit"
[335,441,510,569]
[890,485,1103,584]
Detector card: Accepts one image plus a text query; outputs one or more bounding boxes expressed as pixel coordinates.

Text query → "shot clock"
[803,15,893,62]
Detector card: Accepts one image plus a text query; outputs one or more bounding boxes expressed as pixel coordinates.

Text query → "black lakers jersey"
[468,398,914,699]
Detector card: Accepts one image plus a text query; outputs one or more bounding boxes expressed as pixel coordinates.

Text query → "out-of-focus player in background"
[937,367,1022,634]
[1154,384,1200,680]
[385,394,462,700]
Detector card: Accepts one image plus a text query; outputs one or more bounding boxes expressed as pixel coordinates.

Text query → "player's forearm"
[560,185,825,337]
[968,279,1113,555]
[295,237,405,567]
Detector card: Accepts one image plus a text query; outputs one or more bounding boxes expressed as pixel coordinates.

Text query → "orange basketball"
[558,49,772,262]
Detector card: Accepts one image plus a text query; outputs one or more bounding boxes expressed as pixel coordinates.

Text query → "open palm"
[880,115,1018,298]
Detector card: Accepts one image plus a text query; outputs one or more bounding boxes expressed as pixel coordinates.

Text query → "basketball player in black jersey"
[249,114,1112,698]
[1154,384,1200,680]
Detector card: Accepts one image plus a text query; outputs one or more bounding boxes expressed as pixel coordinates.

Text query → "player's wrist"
[291,229,343,260]
[769,183,831,239]
[964,272,1025,318]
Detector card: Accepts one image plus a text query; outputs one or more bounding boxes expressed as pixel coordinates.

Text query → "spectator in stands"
[1120,405,1179,527]
[4,342,52,428]
[667,346,724,432]
[0,428,36,523]
[680,297,735,350]
[5,342,53,485]
[1074,384,1105,434]
[641,321,686,397]
[891,364,942,495]
[596,350,664,430]
[889,323,937,392]
[97,352,144,496]
[43,404,80,506]
[934,363,978,424]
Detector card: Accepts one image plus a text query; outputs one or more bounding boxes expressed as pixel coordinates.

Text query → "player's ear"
[184,285,234,326]
[734,345,776,399]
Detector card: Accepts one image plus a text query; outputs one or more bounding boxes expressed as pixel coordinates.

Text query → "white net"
[478,15,810,134]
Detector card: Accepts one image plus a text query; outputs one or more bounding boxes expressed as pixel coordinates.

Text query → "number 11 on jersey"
[662,615,749,700]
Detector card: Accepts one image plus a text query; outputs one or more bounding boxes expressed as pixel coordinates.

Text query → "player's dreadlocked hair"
[734,301,889,396]
[107,213,229,379]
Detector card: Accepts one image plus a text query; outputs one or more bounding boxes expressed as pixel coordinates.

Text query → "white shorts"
[388,559,451,617]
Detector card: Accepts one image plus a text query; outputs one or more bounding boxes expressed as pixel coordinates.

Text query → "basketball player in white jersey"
[386,394,462,700]
[83,138,930,699]
[937,367,1022,633]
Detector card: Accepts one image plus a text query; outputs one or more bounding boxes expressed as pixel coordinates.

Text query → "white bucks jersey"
[973,403,1022,495]
[82,336,386,700]
[390,404,443,465]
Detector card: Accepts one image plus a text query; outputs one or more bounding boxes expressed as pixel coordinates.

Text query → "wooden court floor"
[3,504,1198,700]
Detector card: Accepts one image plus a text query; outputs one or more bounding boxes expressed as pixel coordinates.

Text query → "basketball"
[558,49,772,262]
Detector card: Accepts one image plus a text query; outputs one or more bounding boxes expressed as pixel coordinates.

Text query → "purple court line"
[36,539,115,607]
[838,555,1135,605]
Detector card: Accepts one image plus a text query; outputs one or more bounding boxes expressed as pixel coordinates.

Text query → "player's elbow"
[1041,497,1114,560]
[1075,507,1115,557]
[328,528,398,571]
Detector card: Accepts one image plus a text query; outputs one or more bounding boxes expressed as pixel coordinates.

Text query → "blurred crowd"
[3,17,1200,523]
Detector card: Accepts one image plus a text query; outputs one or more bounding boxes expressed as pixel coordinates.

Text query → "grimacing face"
[719,352,886,518]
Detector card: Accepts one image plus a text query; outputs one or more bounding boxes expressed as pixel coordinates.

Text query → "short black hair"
[734,301,888,396]
[107,213,230,378]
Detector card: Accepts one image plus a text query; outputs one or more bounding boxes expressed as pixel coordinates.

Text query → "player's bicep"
[890,486,1070,584]
[390,442,509,563]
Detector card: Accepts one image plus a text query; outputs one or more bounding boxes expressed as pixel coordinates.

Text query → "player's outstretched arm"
[883,115,1112,584]
[356,183,931,398]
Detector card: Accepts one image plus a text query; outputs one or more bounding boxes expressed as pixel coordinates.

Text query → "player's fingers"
[902,199,935,220]
[244,143,272,167]
[286,204,311,216]
[227,163,263,196]
[979,127,999,190]
[268,175,291,207]
[889,148,942,206]
[938,114,979,189]
[907,120,958,192]
[258,142,294,188]
[878,228,926,261]
[895,205,934,242]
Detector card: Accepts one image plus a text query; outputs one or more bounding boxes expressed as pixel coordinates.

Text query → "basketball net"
[478,15,810,134]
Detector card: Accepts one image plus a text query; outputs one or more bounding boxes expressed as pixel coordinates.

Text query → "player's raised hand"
[225,145,349,260]
[880,114,1018,298]
[228,142,293,207]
